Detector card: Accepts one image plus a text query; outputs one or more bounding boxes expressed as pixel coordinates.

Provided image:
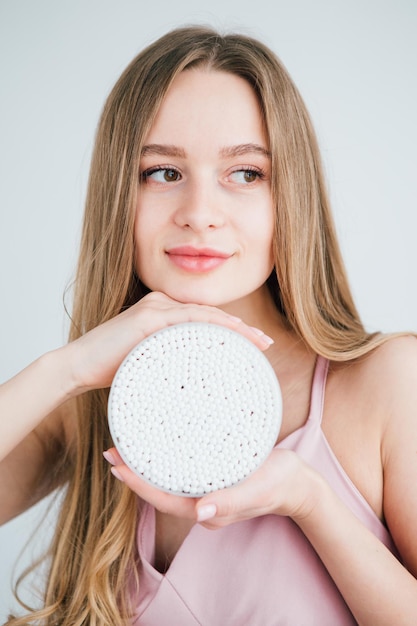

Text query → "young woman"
[1,26,417,625]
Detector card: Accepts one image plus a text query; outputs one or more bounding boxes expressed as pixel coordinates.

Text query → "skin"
[108,70,417,622]
[134,69,275,310]
[1,68,417,624]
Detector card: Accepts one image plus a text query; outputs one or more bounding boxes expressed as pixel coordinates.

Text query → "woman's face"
[134,68,274,308]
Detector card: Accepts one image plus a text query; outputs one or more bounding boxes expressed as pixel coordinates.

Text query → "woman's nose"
[173,178,225,231]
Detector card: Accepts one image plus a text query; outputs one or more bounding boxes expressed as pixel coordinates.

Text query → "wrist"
[289,464,331,525]
[43,343,85,400]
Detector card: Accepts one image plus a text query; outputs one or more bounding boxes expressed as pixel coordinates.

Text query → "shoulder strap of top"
[308,356,329,425]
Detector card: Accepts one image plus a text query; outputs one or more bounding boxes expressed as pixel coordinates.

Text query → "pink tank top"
[132,357,398,625]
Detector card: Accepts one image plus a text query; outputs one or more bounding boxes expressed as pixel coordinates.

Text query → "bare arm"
[0,350,76,464]
[0,292,272,525]
[294,336,417,623]
[295,468,417,625]
[0,350,77,524]
[108,336,417,624]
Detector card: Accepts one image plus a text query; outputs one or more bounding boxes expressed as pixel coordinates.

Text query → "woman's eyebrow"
[141,144,186,157]
[219,143,271,159]
[141,143,271,159]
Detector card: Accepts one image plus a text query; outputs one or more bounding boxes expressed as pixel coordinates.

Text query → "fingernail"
[197,504,217,522]
[111,467,125,482]
[250,327,274,345]
[250,326,265,336]
[227,315,242,323]
[103,450,117,465]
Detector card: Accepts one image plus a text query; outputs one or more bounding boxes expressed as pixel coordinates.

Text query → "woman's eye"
[229,169,263,184]
[141,167,181,183]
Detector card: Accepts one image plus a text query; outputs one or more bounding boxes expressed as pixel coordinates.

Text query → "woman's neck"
[221,284,284,330]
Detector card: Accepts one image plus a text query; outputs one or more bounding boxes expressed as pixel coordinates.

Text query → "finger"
[103,447,123,465]
[139,293,274,351]
[108,458,197,519]
[221,317,274,351]
[195,468,277,528]
[195,487,253,528]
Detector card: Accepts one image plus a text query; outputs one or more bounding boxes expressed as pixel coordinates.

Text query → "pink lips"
[166,246,231,273]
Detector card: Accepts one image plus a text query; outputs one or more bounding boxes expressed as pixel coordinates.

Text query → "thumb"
[195,483,246,524]
[196,501,218,523]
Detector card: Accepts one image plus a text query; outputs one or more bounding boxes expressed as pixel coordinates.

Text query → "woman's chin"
[171,292,227,307]
[146,279,272,312]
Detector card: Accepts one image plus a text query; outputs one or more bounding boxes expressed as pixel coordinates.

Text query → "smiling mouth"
[166,246,232,273]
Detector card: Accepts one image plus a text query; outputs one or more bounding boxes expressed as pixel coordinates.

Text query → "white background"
[0,0,416,618]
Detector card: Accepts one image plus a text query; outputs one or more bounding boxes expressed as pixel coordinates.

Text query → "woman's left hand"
[103,446,320,526]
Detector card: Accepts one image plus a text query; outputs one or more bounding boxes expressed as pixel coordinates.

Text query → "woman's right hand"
[0,291,273,487]
[65,291,274,395]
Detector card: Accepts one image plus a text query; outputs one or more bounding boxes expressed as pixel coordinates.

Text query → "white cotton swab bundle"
[108,322,282,497]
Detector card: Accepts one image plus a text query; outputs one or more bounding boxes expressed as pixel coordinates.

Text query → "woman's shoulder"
[325,333,417,455]
[365,333,417,367]
[324,334,417,520]
[361,335,417,572]
[355,333,417,402]
[361,334,417,448]
[330,333,417,402]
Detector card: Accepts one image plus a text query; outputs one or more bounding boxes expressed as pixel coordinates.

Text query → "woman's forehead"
[143,69,268,152]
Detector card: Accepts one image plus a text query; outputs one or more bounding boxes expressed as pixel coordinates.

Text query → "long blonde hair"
[9,25,396,624]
